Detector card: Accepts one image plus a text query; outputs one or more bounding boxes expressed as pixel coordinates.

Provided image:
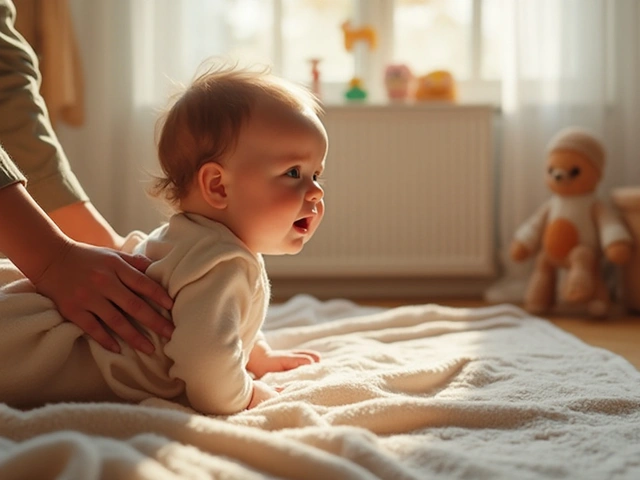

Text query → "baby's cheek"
[316,201,325,222]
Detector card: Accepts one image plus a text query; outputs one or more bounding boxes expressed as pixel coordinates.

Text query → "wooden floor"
[357,298,640,371]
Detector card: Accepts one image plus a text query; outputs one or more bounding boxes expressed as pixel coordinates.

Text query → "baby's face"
[221,102,328,255]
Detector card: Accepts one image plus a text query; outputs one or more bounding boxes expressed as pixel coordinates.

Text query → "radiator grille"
[265,104,495,278]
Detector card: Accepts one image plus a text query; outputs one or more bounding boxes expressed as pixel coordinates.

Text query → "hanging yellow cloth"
[13,0,84,127]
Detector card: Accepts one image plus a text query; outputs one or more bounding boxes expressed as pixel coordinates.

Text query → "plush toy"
[344,77,367,101]
[414,70,456,103]
[510,127,633,316]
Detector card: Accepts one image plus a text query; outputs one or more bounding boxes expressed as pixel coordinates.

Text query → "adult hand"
[33,240,174,354]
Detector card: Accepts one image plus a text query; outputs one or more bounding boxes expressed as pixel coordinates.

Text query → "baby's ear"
[198,162,227,209]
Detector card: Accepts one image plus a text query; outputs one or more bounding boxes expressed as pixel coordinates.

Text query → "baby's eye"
[313,173,325,185]
[286,168,300,179]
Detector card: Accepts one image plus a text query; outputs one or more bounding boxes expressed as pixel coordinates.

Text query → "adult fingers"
[117,252,174,310]
[120,251,153,272]
[64,310,121,353]
[90,296,156,354]
[113,253,175,342]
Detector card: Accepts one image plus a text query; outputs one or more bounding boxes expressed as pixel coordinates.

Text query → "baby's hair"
[150,62,322,205]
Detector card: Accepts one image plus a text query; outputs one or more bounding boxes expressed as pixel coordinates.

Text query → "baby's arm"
[246,338,320,379]
[164,260,258,415]
[247,380,279,409]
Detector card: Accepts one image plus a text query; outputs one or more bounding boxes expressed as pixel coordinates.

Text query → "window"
[177,0,503,104]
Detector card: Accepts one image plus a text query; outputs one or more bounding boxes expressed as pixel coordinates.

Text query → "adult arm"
[49,201,125,249]
[0,0,125,249]
[0,0,86,213]
[0,1,174,352]
[0,179,174,353]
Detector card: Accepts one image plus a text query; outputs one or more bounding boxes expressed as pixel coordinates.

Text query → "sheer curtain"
[486,0,640,301]
[57,0,236,234]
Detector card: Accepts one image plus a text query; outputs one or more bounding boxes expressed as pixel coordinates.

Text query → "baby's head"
[152,64,328,255]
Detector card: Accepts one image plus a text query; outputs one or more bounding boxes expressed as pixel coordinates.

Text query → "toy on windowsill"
[384,64,413,101]
[308,58,322,100]
[344,77,367,101]
[341,20,377,102]
[414,70,456,103]
[341,21,377,52]
[510,127,634,317]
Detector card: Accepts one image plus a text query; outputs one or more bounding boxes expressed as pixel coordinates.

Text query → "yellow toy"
[414,70,456,103]
[510,128,633,316]
[340,20,377,102]
[341,21,377,51]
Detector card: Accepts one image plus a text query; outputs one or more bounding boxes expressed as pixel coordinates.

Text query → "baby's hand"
[247,380,279,410]
[247,347,321,379]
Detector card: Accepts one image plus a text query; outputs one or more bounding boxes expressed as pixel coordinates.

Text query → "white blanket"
[1,294,639,479]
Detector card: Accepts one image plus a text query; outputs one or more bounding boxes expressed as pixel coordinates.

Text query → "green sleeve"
[0,0,88,212]
[0,142,25,186]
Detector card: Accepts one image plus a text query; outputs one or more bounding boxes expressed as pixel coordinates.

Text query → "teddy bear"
[510,127,633,316]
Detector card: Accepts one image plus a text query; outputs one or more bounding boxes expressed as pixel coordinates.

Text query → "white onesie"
[0,213,270,415]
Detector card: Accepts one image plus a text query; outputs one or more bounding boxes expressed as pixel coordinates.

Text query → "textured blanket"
[1,294,639,479]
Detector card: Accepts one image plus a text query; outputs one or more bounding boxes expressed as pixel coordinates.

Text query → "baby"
[0,65,326,415]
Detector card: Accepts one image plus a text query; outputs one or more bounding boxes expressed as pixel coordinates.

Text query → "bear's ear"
[197,162,227,209]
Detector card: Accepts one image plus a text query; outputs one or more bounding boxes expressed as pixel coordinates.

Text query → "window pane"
[281,0,355,84]
[393,0,472,80]
[480,0,502,80]
[223,0,274,65]
[181,0,274,73]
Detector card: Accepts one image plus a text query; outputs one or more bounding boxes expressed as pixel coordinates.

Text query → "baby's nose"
[306,183,324,202]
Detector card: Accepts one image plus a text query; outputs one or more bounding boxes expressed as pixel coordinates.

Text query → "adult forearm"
[0,182,70,282]
[49,201,124,249]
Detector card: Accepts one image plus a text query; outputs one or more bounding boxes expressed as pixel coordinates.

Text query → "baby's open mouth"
[294,217,310,231]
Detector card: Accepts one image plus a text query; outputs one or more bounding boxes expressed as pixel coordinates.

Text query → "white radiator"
[265,104,496,279]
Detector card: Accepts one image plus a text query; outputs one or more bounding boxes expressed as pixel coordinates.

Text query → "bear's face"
[545,149,601,196]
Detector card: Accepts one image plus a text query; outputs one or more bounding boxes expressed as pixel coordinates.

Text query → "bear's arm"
[513,200,551,253]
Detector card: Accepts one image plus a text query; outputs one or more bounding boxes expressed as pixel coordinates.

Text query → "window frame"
[271,0,501,105]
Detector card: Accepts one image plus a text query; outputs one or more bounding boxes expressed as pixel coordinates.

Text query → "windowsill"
[321,100,500,113]
[312,80,502,110]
